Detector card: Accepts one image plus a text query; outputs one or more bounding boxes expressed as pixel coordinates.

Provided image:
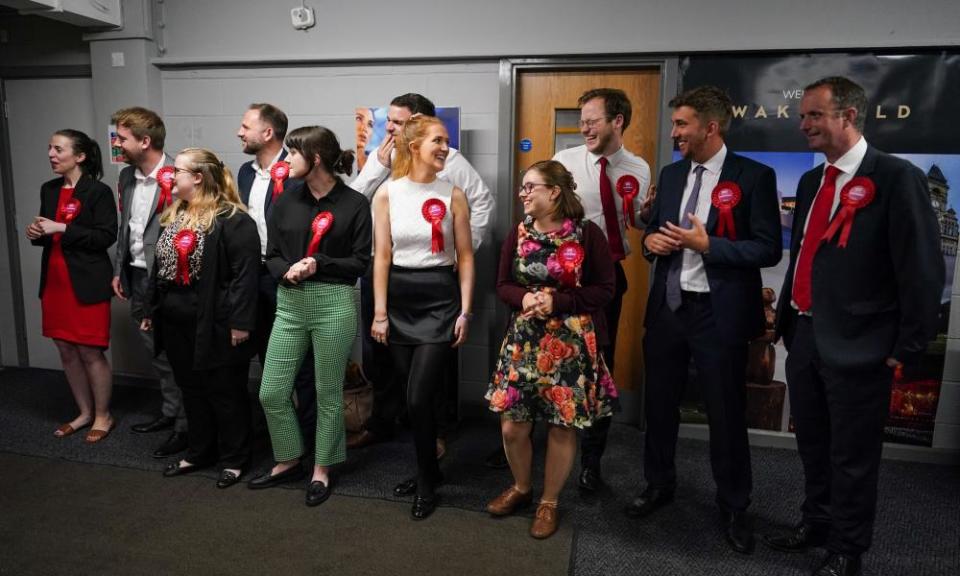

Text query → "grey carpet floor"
[1,367,958,575]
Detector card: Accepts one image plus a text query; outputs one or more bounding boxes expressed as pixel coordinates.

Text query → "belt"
[680,290,710,302]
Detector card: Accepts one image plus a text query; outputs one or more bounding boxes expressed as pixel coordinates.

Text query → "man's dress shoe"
[764,522,830,553]
[152,431,188,458]
[624,486,674,518]
[132,415,175,434]
[814,553,862,576]
[722,511,755,554]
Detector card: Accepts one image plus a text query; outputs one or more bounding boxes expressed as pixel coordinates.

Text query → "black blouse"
[265,179,371,285]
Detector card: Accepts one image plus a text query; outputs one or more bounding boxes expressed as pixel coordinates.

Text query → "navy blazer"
[33,175,118,304]
[644,151,782,342]
[237,150,303,221]
[776,146,943,370]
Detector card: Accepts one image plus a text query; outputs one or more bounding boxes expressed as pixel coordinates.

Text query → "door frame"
[495,56,680,425]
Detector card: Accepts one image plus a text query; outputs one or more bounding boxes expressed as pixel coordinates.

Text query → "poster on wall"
[678,52,960,446]
[354,106,461,171]
[107,124,126,165]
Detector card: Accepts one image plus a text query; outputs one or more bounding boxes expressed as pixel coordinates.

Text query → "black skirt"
[387,265,459,345]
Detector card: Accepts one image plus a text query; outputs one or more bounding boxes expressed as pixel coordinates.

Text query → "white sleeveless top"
[388,176,456,268]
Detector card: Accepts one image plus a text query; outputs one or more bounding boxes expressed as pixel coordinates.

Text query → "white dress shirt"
[350,146,494,250]
[679,145,727,293]
[247,149,284,257]
[553,144,651,256]
[128,157,165,269]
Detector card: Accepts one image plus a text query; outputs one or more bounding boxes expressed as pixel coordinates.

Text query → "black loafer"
[247,464,305,490]
[393,477,418,497]
[163,461,204,477]
[131,415,175,434]
[764,522,830,553]
[411,495,439,520]
[578,466,603,493]
[216,469,242,489]
[305,480,332,507]
[624,486,675,519]
[722,511,755,555]
[152,431,188,459]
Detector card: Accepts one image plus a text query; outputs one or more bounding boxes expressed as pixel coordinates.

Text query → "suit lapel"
[706,153,742,233]
[663,159,691,227]
[145,154,174,225]
[791,165,825,253]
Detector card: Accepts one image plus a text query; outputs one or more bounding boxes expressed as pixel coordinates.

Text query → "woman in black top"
[250,126,372,507]
[27,129,117,442]
[140,147,260,488]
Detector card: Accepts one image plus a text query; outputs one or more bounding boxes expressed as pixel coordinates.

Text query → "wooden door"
[514,69,661,394]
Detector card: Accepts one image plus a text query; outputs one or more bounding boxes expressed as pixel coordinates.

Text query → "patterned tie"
[792,165,842,313]
[665,165,706,312]
[598,157,626,261]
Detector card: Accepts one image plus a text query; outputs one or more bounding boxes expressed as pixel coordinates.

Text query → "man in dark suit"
[235,103,315,446]
[628,86,782,555]
[769,77,943,576]
[111,107,187,458]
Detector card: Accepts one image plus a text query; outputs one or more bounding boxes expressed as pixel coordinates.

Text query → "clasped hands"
[521,290,554,320]
[283,257,317,285]
[25,216,65,240]
[643,213,710,256]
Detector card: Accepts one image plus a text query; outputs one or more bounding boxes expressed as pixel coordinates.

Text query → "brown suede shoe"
[486,486,533,516]
[530,502,559,539]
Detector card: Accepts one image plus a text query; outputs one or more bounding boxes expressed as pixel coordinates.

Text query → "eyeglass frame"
[517,182,557,195]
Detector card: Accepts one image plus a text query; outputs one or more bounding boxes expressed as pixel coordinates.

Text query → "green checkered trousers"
[259,282,357,466]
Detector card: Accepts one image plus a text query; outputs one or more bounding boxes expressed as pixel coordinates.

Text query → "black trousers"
[160,287,251,469]
[254,266,316,445]
[642,291,752,512]
[786,316,893,556]
[390,343,447,497]
[580,260,627,470]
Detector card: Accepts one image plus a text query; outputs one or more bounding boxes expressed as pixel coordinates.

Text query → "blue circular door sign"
[519,138,533,152]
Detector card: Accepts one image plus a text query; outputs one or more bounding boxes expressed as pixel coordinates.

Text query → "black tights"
[390,342,447,496]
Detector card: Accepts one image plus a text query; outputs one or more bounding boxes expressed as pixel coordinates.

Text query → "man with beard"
[111,107,187,458]
[629,85,781,555]
[236,103,314,447]
[552,88,652,494]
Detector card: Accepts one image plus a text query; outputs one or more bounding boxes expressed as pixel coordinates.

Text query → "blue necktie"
[665,165,706,312]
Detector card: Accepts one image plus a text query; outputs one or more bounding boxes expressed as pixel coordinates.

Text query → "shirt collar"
[135,156,166,182]
[252,149,285,176]
[590,145,626,167]
[693,144,727,176]
[828,136,868,176]
[299,178,344,204]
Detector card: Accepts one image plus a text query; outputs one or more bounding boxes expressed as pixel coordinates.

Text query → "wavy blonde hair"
[391,114,445,180]
[160,147,245,233]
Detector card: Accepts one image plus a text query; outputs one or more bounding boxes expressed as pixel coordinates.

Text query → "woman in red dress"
[26,129,118,442]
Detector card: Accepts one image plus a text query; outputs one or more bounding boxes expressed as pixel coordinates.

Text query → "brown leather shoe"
[346,430,381,449]
[486,486,533,516]
[530,502,559,539]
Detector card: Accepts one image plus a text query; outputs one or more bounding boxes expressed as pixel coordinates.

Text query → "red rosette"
[156,166,175,213]
[270,161,291,202]
[58,198,81,223]
[556,240,585,287]
[306,211,334,256]
[616,175,640,228]
[822,177,876,248]
[711,181,742,240]
[173,229,198,286]
[421,198,447,254]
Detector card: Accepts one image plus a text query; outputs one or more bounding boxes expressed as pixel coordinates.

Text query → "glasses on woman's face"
[174,167,194,176]
[518,182,552,195]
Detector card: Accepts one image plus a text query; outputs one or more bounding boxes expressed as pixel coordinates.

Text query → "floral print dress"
[486,217,618,428]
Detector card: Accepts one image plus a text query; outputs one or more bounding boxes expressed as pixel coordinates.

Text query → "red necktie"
[792,165,842,312]
[598,157,626,261]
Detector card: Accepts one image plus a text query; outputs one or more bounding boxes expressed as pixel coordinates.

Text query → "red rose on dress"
[559,401,576,424]
[536,352,556,374]
[584,331,597,360]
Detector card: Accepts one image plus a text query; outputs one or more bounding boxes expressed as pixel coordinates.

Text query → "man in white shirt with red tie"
[553,88,652,494]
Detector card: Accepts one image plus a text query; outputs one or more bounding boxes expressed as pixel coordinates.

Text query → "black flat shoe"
[393,477,418,497]
[216,469,242,489]
[305,480,332,507]
[152,431,188,459]
[411,495,439,520]
[814,553,862,576]
[578,466,603,493]
[132,415,175,434]
[247,464,305,490]
[764,522,830,553]
[722,511,755,555]
[163,461,204,477]
[624,486,675,519]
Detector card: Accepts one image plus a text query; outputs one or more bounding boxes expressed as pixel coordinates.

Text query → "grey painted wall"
[154,0,960,64]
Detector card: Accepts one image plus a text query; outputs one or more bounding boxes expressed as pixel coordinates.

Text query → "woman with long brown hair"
[141,147,260,488]
[370,114,474,520]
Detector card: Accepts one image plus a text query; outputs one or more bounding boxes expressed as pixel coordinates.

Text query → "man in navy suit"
[769,77,943,576]
[628,86,782,555]
[236,103,315,445]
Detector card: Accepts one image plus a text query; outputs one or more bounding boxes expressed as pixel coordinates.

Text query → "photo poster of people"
[354,106,461,172]
[676,52,960,446]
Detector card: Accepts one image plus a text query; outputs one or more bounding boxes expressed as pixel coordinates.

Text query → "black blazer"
[644,151,782,342]
[32,175,118,304]
[237,150,303,221]
[776,146,944,370]
[147,210,261,370]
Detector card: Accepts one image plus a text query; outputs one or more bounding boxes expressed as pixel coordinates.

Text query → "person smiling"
[140,148,260,489]
[485,159,616,539]
[252,126,371,508]
[370,114,474,520]
[27,129,117,443]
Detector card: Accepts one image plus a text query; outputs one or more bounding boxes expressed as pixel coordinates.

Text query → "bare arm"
[451,187,475,347]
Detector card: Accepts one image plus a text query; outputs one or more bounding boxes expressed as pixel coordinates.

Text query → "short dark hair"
[390,93,436,117]
[669,85,733,135]
[578,88,632,132]
[111,107,166,150]
[804,76,867,132]
[248,103,289,141]
[285,126,355,177]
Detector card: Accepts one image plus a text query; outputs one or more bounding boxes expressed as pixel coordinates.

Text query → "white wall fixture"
[290,2,314,31]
